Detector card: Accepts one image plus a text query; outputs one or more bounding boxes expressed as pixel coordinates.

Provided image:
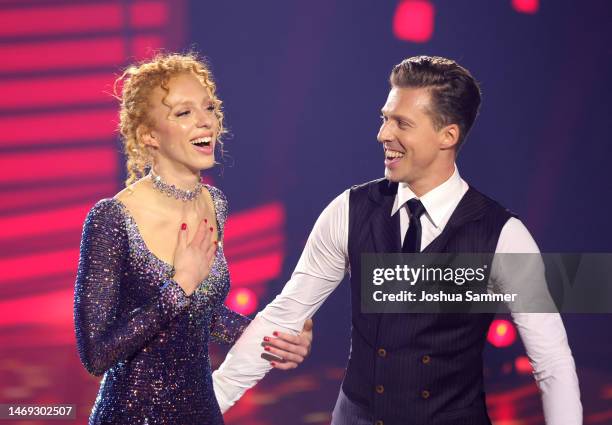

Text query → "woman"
[74,53,312,424]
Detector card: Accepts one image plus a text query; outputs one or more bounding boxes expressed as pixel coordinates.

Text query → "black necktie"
[402,198,426,253]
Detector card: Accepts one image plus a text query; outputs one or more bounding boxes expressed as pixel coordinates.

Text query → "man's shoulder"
[349,177,396,197]
[466,185,519,220]
[349,177,386,192]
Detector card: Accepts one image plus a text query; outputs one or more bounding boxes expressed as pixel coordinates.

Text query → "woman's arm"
[74,199,191,376]
[209,304,251,345]
[213,190,350,412]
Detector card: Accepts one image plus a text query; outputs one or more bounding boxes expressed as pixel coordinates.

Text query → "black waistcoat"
[343,178,516,425]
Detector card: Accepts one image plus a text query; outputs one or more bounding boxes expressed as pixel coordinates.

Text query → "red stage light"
[0,1,167,38]
[229,252,283,287]
[0,108,117,148]
[392,0,435,43]
[487,319,517,347]
[512,0,539,14]
[130,35,164,60]
[0,147,117,185]
[514,355,533,374]
[0,38,126,73]
[226,288,258,315]
[0,74,116,109]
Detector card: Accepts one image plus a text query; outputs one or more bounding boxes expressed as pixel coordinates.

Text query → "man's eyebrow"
[381,110,416,126]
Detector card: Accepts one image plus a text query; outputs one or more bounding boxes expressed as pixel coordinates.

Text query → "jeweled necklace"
[149,169,203,202]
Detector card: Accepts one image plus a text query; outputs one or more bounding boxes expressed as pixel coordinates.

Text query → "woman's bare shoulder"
[114,177,152,207]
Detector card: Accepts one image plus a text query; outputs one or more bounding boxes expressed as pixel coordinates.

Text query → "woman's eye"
[207,105,215,111]
[176,110,190,117]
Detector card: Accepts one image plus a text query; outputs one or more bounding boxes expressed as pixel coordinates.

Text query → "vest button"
[422,354,431,364]
[375,385,385,394]
[375,421,384,425]
[377,348,387,358]
[421,389,431,399]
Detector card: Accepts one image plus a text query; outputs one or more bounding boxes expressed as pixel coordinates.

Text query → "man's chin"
[384,168,402,183]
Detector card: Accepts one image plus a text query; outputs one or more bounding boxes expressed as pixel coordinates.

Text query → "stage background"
[1,0,611,424]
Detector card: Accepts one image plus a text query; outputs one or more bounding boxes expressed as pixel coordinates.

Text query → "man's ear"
[137,125,160,148]
[439,123,460,150]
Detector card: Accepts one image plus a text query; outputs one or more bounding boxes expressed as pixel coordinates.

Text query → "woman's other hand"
[262,319,314,370]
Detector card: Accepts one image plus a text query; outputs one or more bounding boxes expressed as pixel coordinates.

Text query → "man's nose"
[377,121,392,144]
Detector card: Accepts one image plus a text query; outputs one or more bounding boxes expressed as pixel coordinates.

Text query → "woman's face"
[144,71,219,172]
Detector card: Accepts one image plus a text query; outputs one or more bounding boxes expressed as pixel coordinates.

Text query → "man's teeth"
[190,137,212,146]
[385,150,404,159]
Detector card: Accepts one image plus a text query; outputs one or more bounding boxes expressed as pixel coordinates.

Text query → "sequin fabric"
[74,185,250,425]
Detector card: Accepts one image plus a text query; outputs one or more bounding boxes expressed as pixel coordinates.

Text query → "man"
[213,56,582,425]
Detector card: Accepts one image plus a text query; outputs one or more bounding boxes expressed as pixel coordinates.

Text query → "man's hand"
[262,319,313,370]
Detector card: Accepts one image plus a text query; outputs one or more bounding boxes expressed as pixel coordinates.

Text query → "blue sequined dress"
[74,185,250,425]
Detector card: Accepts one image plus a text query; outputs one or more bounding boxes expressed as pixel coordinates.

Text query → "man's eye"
[380,115,387,122]
[176,110,191,117]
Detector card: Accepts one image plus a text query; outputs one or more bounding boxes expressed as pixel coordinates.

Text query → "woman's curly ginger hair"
[113,52,226,186]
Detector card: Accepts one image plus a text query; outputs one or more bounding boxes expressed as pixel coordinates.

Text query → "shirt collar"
[391,165,465,229]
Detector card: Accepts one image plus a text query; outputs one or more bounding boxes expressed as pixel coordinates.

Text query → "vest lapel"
[368,180,401,253]
[424,186,489,252]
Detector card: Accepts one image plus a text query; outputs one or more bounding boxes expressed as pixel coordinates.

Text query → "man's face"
[378,86,447,184]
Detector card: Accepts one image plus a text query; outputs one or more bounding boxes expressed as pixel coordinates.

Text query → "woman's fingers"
[270,360,297,370]
[199,220,214,249]
[263,344,304,365]
[191,219,208,247]
[205,241,216,269]
[263,335,308,358]
[271,331,310,351]
[178,222,188,249]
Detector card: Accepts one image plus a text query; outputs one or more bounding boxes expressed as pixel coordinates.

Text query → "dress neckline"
[110,184,221,270]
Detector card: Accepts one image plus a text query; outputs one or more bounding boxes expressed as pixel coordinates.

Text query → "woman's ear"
[137,125,160,148]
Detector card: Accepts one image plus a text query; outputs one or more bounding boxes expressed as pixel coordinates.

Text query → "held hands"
[173,220,217,296]
[262,319,314,370]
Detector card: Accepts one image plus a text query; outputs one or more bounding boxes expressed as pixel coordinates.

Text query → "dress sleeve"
[74,199,191,376]
[209,304,251,345]
[205,185,251,344]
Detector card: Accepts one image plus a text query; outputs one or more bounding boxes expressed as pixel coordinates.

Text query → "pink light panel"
[392,0,435,43]
[0,0,175,352]
[487,319,517,348]
[512,0,539,14]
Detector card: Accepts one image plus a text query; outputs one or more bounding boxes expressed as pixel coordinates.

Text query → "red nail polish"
[273,331,279,337]
[270,361,276,367]
[181,223,187,230]
[264,346,270,351]
[263,336,269,342]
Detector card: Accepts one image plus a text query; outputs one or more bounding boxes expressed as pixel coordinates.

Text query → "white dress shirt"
[213,166,582,424]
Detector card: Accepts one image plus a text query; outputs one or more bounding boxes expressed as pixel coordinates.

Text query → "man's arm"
[493,218,582,425]
[213,190,350,412]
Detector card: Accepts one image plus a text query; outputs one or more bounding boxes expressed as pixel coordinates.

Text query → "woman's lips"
[192,144,214,155]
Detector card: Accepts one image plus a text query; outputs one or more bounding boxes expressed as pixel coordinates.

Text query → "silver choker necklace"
[149,170,203,202]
